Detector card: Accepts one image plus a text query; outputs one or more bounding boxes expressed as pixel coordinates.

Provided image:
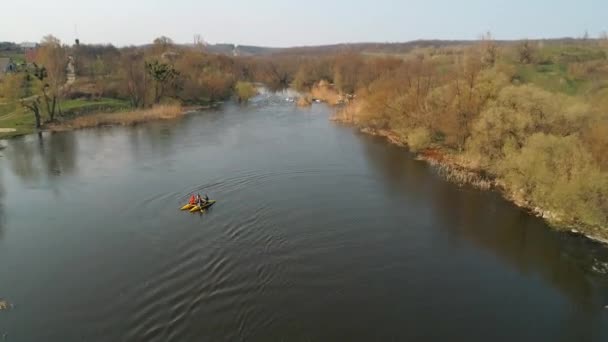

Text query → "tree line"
[280,38,608,232]
[0,35,262,128]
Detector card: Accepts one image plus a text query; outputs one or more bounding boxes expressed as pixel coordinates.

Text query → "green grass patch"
[0,105,35,138]
[0,52,25,65]
[61,98,131,117]
[515,63,590,95]
[0,97,132,139]
[0,102,18,116]
[536,44,607,63]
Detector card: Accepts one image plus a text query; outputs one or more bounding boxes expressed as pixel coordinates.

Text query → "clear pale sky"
[1,0,606,47]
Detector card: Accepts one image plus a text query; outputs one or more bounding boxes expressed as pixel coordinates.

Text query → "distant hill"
[205,44,280,56]
[197,40,471,57]
[200,38,598,57]
[3,38,599,59]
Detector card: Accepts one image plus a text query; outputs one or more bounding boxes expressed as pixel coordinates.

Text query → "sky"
[1,0,607,47]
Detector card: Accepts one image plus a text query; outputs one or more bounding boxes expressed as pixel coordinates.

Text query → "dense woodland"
[1,34,608,235]
[293,35,608,234]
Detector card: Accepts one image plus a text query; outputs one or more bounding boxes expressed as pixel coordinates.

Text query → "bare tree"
[19,65,47,128]
[480,31,498,67]
[193,34,206,51]
[152,36,174,54]
[120,51,148,108]
[518,40,534,64]
[36,35,67,121]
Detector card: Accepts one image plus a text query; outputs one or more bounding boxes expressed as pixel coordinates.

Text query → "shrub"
[310,81,342,105]
[297,96,312,107]
[407,127,432,152]
[234,81,257,103]
[498,133,608,227]
[466,84,589,167]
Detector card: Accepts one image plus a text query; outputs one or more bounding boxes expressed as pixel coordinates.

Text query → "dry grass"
[311,81,343,105]
[297,96,312,107]
[331,100,364,123]
[47,104,183,131]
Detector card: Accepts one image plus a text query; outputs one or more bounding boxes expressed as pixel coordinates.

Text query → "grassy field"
[60,98,131,117]
[514,63,589,95]
[0,52,26,65]
[0,97,131,139]
[0,102,35,138]
[362,42,608,96]
[507,44,606,95]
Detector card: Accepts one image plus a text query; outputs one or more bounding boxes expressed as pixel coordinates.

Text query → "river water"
[0,93,607,341]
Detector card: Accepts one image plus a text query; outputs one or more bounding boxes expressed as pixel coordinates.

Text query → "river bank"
[332,111,608,245]
[296,81,346,107]
[0,103,203,138]
[44,104,183,132]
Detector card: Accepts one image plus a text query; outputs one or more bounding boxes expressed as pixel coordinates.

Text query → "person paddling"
[188,194,197,205]
[196,193,206,206]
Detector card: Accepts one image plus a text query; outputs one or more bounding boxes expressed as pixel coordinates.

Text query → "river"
[0,93,607,341]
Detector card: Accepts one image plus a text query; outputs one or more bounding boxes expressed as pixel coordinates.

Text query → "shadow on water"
[124,112,233,167]
[3,136,41,182]
[358,134,608,312]
[40,132,77,177]
[3,131,78,183]
[128,121,179,160]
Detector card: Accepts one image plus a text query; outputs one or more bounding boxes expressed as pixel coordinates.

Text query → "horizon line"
[4,35,599,49]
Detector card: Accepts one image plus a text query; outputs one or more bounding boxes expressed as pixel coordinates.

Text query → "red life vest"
[189,196,196,205]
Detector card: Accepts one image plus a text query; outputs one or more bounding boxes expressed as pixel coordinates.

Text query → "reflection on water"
[360,134,608,307]
[360,134,608,341]
[41,132,77,177]
[3,132,78,183]
[4,136,41,182]
[128,121,180,160]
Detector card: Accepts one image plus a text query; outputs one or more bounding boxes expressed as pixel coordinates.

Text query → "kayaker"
[188,194,197,205]
[204,194,209,202]
[197,193,206,206]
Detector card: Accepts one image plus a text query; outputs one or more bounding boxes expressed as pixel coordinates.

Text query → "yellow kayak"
[186,200,216,213]
[181,203,195,210]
